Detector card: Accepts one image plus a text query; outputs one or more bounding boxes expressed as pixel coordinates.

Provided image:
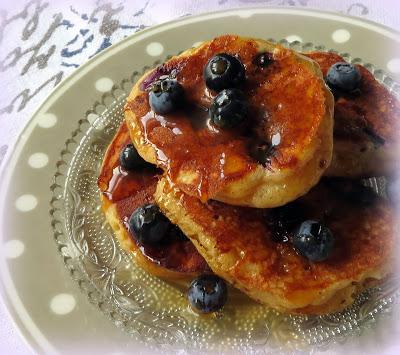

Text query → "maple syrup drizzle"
[130,36,325,202]
[104,165,159,202]
[102,157,208,272]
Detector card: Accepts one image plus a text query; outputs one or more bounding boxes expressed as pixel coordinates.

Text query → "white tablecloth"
[0,0,399,354]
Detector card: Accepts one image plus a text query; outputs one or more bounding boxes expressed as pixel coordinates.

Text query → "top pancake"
[125,35,334,208]
[306,51,400,177]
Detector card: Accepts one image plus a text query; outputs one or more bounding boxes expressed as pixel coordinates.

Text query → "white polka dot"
[4,240,25,259]
[238,11,253,18]
[38,113,57,128]
[146,42,164,56]
[332,29,351,43]
[50,294,76,315]
[192,41,203,48]
[87,113,99,124]
[95,77,114,92]
[286,35,302,43]
[28,153,49,169]
[94,121,105,131]
[387,58,400,74]
[15,195,38,212]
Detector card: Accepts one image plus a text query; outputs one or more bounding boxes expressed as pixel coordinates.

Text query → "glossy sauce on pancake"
[306,51,400,177]
[156,177,395,313]
[126,35,332,205]
[306,52,399,145]
[98,122,209,274]
[99,126,394,313]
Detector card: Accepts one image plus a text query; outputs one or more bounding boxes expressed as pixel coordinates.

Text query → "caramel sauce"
[127,35,326,201]
[104,165,159,202]
[137,239,209,273]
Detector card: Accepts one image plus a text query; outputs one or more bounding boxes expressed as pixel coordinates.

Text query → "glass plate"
[50,40,400,353]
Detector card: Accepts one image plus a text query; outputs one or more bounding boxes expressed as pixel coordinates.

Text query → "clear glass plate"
[50,40,400,353]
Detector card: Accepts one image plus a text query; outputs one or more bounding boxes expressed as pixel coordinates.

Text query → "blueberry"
[203,53,245,91]
[129,204,171,245]
[293,220,335,262]
[253,52,273,68]
[269,203,303,243]
[149,78,184,114]
[326,62,361,92]
[119,144,148,171]
[250,140,276,166]
[169,224,189,241]
[188,275,228,313]
[209,88,248,128]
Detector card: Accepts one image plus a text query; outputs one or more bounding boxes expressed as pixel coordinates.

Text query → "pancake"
[99,125,394,315]
[306,51,400,177]
[97,122,209,280]
[156,176,395,314]
[125,34,334,208]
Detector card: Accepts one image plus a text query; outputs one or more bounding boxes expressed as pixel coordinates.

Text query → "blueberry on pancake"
[125,35,334,208]
[306,51,400,178]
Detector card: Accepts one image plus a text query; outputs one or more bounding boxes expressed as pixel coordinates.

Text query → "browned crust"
[98,122,208,281]
[125,35,334,207]
[96,41,398,315]
[156,177,394,314]
[101,195,206,281]
[306,51,400,177]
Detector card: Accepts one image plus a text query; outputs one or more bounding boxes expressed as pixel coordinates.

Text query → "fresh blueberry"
[203,53,245,91]
[129,204,171,245]
[209,88,248,128]
[188,275,228,313]
[269,203,303,243]
[169,224,189,241]
[253,52,274,68]
[250,140,276,166]
[149,78,184,114]
[326,62,361,92]
[293,220,335,262]
[119,144,148,171]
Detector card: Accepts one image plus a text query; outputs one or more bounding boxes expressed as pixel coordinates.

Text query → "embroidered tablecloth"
[0,1,399,354]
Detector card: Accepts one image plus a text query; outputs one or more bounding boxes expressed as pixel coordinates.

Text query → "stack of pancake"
[98,35,399,315]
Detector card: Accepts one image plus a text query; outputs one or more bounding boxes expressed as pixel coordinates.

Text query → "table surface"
[0,0,399,354]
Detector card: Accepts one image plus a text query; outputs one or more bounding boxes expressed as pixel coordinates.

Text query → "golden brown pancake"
[125,35,334,208]
[156,176,395,314]
[99,39,397,315]
[99,123,395,315]
[306,51,400,177]
[98,122,209,280]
